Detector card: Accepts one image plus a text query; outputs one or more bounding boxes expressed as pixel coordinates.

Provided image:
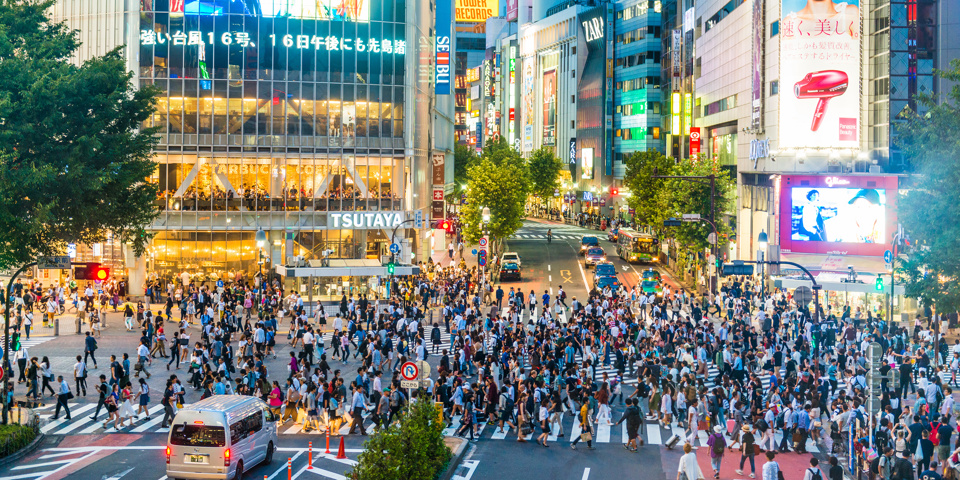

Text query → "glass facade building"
[51,0,441,294]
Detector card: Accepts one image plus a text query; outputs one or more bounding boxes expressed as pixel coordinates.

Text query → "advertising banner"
[751,0,764,130]
[672,29,682,77]
[455,0,499,22]
[779,0,861,149]
[690,127,701,156]
[542,69,557,146]
[436,0,452,95]
[156,0,370,21]
[521,57,535,152]
[506,0,518,21]
[778,175,898,256]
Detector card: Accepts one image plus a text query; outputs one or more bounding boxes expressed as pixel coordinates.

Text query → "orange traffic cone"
[336,436,347,459]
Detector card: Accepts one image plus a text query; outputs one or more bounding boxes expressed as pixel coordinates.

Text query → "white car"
[501,252,521,267]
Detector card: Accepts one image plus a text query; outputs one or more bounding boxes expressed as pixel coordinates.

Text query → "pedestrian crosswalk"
[1,334,56,351]
[512,233,591,240]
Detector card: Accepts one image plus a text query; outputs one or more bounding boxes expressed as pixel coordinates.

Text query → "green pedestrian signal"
[875,276,884,291]
[11,333,20,352]
[387,262,395,275]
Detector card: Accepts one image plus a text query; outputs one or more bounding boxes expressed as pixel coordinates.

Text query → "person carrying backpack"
[707,425,727,479]
[803,458,824,480]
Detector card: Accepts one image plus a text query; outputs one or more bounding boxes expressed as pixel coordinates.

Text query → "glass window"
[170,425,226,447]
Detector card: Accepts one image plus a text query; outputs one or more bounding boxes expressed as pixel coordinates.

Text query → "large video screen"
[790,187,885,244]
[159,0,369,21]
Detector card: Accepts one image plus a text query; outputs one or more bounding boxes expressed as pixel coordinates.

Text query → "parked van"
[166,396,278,480]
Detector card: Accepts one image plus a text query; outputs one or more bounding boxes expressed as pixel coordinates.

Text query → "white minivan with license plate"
[166,396,278,480]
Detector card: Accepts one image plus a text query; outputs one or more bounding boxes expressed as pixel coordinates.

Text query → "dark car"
[593,262,618,288]
[579,235,600,255]
[584,247,606,267]
[607,228,619,242]
[499,262,521,280]
[594,276,621,292]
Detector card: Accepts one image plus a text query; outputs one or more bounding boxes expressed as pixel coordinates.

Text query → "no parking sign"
[400,361,419,388]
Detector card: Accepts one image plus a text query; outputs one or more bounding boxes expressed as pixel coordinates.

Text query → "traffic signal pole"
[2,261,37,425]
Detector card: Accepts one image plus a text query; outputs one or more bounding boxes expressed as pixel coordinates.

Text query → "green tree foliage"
[623,150,674,235]
[666,157,736,251]
[0,0,160,268]
[895,60,960,312]
[452,143,478,200]
[460,138,529,249]
[527,146,563,200]
[348,395,452,480]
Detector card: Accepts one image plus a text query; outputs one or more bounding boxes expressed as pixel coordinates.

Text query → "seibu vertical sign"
[435,0,453,95]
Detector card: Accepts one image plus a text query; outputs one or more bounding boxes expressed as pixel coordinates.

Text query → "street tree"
[348,395,452,480]
[665,156,736,252]
[452,143,478,200]
[527,146,563,200]
[460,138,529,252]
[0,0,160,269]
[895,60,960,313]
[623,149,675,235]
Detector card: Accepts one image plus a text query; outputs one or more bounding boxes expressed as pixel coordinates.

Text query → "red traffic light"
[92,266,109,281]
[74,263,109,281]
[610,187,619,196]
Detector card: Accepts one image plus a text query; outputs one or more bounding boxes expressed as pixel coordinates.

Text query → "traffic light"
[386,262,395,275]
[875,276,884,291]
[663,218,682,227]
[11,333,20,352]
[74,263,109,281]
[721,262,754,276]
[610,186,619,196]
[437,219,453,233]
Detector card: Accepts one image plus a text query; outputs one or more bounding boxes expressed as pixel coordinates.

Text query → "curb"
[0,432,45,468]
[437,436,469,480]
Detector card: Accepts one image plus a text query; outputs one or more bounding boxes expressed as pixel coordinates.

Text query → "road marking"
[453,460,479,480]
[40,404,96,433]
[548,265,551,271]
[548,275,552,282]
[104,467,135,480]
[647,423,662,444]
[130,406,168,432]
[576,261,591,292]
[266,451,304,480]
[582,468,591,480]
[596,423,611,443]
[302,467,346,480]
[12,459,75,470]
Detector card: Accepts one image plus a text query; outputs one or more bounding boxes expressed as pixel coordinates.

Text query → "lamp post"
[255,228,267,309]
[757,230,768,302]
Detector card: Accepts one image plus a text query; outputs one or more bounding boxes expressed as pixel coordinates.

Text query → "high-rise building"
[50,0,451,299]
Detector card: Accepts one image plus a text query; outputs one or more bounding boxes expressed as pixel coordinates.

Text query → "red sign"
[690,127,701,156]
[433,189,444,201]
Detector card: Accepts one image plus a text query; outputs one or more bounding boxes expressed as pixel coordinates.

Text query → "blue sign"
[883,250,893,264]
[478,250,487,267]
[389,243,401,254]
[434,0,452,95]
[216,280,224,288]
[471,249,478,255]
[415,210,423,229]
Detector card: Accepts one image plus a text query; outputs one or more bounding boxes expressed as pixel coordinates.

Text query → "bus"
[616,229,660,263]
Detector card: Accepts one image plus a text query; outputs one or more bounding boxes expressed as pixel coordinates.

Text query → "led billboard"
[779,0,861,149]
[161,0,369,21]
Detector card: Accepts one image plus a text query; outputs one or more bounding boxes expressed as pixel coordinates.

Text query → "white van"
[166,396,278,480]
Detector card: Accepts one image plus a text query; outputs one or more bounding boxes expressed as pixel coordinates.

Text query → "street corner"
[695,447,816,480]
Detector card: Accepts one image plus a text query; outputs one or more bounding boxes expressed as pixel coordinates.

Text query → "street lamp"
[481,206,491,223]
[757,230,768,301]
[255,228,267,307]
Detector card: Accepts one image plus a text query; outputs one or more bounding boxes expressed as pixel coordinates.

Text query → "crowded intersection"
[0,218,951,480]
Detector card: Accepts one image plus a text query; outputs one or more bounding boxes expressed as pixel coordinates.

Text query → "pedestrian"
[51,375,72,420]
[73,355,87,396]
[679,443,705,480]
[118,383,136,427]
[134,378,151,419]
[40,356,56,397]
[90,375,108,421]
[136,339,152,379]
[84,332,98,369]
[737,425,757,478]
[537,398,551,447]
[347,381,368,435]
[707,424,727,479]
[570,397,595,450]
[102,384,120,430]
[803,458,824,480]
[762,451,781,480]
[160,379,175,428]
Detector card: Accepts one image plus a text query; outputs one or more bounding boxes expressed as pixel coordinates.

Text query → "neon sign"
[825,176,851,187]
[140,30,406,55]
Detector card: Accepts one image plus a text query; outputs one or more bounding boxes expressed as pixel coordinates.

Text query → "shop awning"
[274,259,420,278]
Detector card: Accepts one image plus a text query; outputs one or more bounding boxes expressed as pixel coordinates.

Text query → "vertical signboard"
[432,153,445,219]
[521,57,535,152]
[577,7,606,179]
[690,127,701,156]
[672,30,682,77]
[542,69,557,146]
[436,0,452,95]
[779,0,861,149]
[506,0,518,21]
[751,0,764,130]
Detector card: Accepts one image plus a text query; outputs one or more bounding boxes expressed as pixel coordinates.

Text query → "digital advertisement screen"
[790,187,885,244]
[779,0,861,149]
[160,0,369,21]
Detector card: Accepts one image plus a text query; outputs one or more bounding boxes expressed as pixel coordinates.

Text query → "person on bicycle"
[547,229,553,243]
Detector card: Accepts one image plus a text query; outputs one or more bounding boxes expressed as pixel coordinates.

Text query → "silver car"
[584,247,606,267]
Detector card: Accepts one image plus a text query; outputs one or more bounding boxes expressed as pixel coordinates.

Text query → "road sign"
[37,256,70,270]
[884,249,893,264]
[401,380,420,389]
[0,366,4,380]
[478,250,487,267]
[216,280,224,288]
[415,210,424,229]
[471,249,478,255]
[793,286,813,305]
[389,243,401,255]
[478,237,488,248]
[682,213,701,221]
[417,360,432,380]
[400,362,419,381]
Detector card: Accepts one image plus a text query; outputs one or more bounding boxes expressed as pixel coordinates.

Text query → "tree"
[452,143,478,200]
[895,60,960,313]
[665,156,737,252]
[0,0,160,269]
[348,395,452,480]
[527,146,563,200]
[623,149,675,235]
[460,138,529,251]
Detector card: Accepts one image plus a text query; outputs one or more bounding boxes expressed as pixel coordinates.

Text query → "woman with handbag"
[570,396,595,450]
[736,424,758,478]
[679,443,705,480]
[134,378,151,419]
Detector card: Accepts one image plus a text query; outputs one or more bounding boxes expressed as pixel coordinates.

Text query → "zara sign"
[328,212,409,229]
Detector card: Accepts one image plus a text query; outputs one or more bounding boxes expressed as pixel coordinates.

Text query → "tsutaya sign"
[329,212,409,229]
